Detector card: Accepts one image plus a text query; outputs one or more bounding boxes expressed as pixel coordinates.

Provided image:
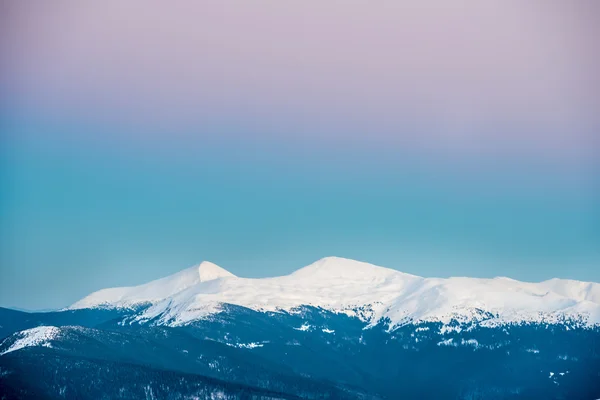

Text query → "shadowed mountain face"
[1,258,600,399]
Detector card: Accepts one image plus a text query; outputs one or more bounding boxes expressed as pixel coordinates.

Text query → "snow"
[436,338,482,349]
[1,326,61,355]
[462,339,480,348]
[294,323,311,331]
[69,261,235,309]
[226,342,264,349]
[69,256,600,328]
[437,338,455,347]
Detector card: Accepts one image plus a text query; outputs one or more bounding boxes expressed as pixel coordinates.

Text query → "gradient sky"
[1,1,599,310]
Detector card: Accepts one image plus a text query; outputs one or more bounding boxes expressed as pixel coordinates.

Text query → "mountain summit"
[197,261,236,282]
[290,256,410,281]
[69,261,235,310]
[69,257,600,328]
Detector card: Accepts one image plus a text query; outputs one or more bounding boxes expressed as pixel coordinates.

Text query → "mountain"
[69,261,236,310]
[69,256,600,329]
[2,257,600,399]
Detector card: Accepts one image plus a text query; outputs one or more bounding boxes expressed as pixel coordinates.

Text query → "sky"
[0,1,599,310]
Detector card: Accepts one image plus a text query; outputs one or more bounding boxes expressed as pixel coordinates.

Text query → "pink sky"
[1,1,598,161]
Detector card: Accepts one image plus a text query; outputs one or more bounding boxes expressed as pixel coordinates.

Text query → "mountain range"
[1,257,599,399]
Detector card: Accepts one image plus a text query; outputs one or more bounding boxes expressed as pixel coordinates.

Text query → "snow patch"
[226,342,264,349]
[1,326,61,355]
[437,338,455,347]
[436,338,481,348]
[294,323,311,331]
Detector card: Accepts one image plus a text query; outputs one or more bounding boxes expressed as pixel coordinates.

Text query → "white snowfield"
[69,257,600,328]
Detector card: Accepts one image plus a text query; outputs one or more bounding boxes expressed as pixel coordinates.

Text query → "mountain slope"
[0,320,382,399]
[0,350,307,400]
[70,261,235,309]
[69,257,600,328]
[2,306,599,400]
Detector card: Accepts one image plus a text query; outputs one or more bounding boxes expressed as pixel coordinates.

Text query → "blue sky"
[1,118,598,309]
[1,1,599,309]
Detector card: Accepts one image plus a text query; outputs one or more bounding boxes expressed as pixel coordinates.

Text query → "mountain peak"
[197,261,236,282]
[69,257,600,328]
[69,261,235,310]
[290,256,403,280]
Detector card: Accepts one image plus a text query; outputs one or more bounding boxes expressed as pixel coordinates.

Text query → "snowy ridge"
[69,257,600,328]
[70,261,235,309]
[0,326,61,355]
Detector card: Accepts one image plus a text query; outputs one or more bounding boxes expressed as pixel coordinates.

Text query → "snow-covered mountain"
[0,326,61,356]
[4,261,600,399]
[69,257,600,328]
